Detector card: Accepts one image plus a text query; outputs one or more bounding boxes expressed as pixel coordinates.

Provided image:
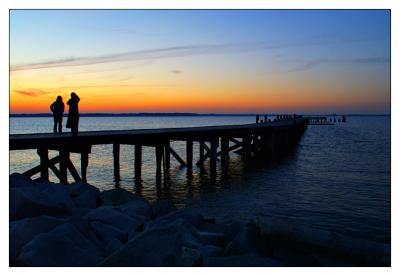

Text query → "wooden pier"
[10,116,309,184]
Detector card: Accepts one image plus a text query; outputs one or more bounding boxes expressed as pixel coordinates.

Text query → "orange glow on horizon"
[10,84,389,114]
[10,60,390,114]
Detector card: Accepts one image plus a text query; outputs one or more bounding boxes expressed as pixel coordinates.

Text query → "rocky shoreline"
[10,173,390,267]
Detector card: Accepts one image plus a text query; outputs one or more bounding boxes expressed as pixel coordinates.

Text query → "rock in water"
[10,185,74,221]
[178,247,202,266]
[68,182,100,198]
[90,221,127,245]
[67,182,100,208]
[150,199,177,219]
[72,190,99,209]
[119,197,152,219]
[99,188,143,206]
[203,254,283,267]
[197,231,228,248]
[16,223,103,266]
[223,221,263,256]
[199,245,223,258]
[84,206,145,233]
[9,173,38,188]
[102,225,199,266]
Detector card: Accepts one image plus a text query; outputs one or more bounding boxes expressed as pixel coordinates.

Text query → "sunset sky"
[10,10,390,114]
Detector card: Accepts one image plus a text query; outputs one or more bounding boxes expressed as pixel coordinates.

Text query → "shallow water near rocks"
[10,115,391,244]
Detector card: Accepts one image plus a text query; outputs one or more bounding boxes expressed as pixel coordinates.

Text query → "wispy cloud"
[46,84,178,90]
[288,57,390,72]
[13,88,53,97]
[170,70,183,75]
[10,34,388,72]
[10,44,254,71]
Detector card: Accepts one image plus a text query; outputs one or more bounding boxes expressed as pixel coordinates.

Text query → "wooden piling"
[81,152,89,182]
[37,147,49,181]
[221,137,229,164]
[156,145,163,181]
[59,150,69,184]
[186,140,193,169]
[199,142,205,163]
[113,143,120,182]
[242,136,252,158]
[135,145,142,182]
[165,141,170,168]
[210,139,218,174]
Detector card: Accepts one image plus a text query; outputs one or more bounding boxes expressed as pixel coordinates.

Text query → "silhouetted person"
[66,92,80,135]
[50,96,64,134]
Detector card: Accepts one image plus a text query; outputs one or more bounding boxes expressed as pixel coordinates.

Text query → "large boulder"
[104,238,125,256]
[68,182,100,197]
[84,206,145,234]
[197,231,228,248]
[223,221,263,256]
[119,197,152,219]
[145,209,204,230]
[10,184,75,221]
[88,221,128,256]
[90,221,127,244]
[9,173,39,188]
[145,214,202,249]
[203,254,283,267]
[16,222,104,266]
[99,188,142,207]
[197,220,243,241]
[67,182,100,208]
[177,247,202,266]
[199,245,223,258]
[101,225,199,266]
[10,216,67,264]
[150,199,177,219]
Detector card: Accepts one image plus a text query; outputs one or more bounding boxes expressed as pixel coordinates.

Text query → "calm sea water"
[9,115,391,243]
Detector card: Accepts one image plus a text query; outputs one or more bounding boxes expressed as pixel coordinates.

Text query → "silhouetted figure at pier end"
[66,92,80,136]
[50,96,65,134]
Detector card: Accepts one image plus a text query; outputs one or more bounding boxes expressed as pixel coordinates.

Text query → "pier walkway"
[10,116,309,184]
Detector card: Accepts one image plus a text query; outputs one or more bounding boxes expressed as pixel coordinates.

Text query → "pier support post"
[186,141,193,169]
[156,145,163,182]
[59,150,69,184]
[210,138,218,174]
[221,137,229,165]
[242,136,252,159]
[81,152,89,182]
[135,145,142,183]
[165,141,170,168]
[113,143,120,182]
[37,147,49,181]
[199,142,205,163]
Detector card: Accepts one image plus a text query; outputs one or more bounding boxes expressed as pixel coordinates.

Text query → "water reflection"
[120,143,299,208]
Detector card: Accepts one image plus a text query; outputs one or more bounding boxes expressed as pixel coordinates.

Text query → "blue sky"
[10,10,390,113]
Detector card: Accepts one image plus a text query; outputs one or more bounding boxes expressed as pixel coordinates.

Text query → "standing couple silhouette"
[50,92,80,135]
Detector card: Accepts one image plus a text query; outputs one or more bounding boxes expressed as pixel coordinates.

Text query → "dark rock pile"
[9,173,390,267]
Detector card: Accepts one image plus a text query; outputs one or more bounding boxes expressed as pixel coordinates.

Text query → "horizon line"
[9,112,390,117]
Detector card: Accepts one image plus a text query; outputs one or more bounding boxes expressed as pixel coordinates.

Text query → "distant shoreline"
[9,113,391,118]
